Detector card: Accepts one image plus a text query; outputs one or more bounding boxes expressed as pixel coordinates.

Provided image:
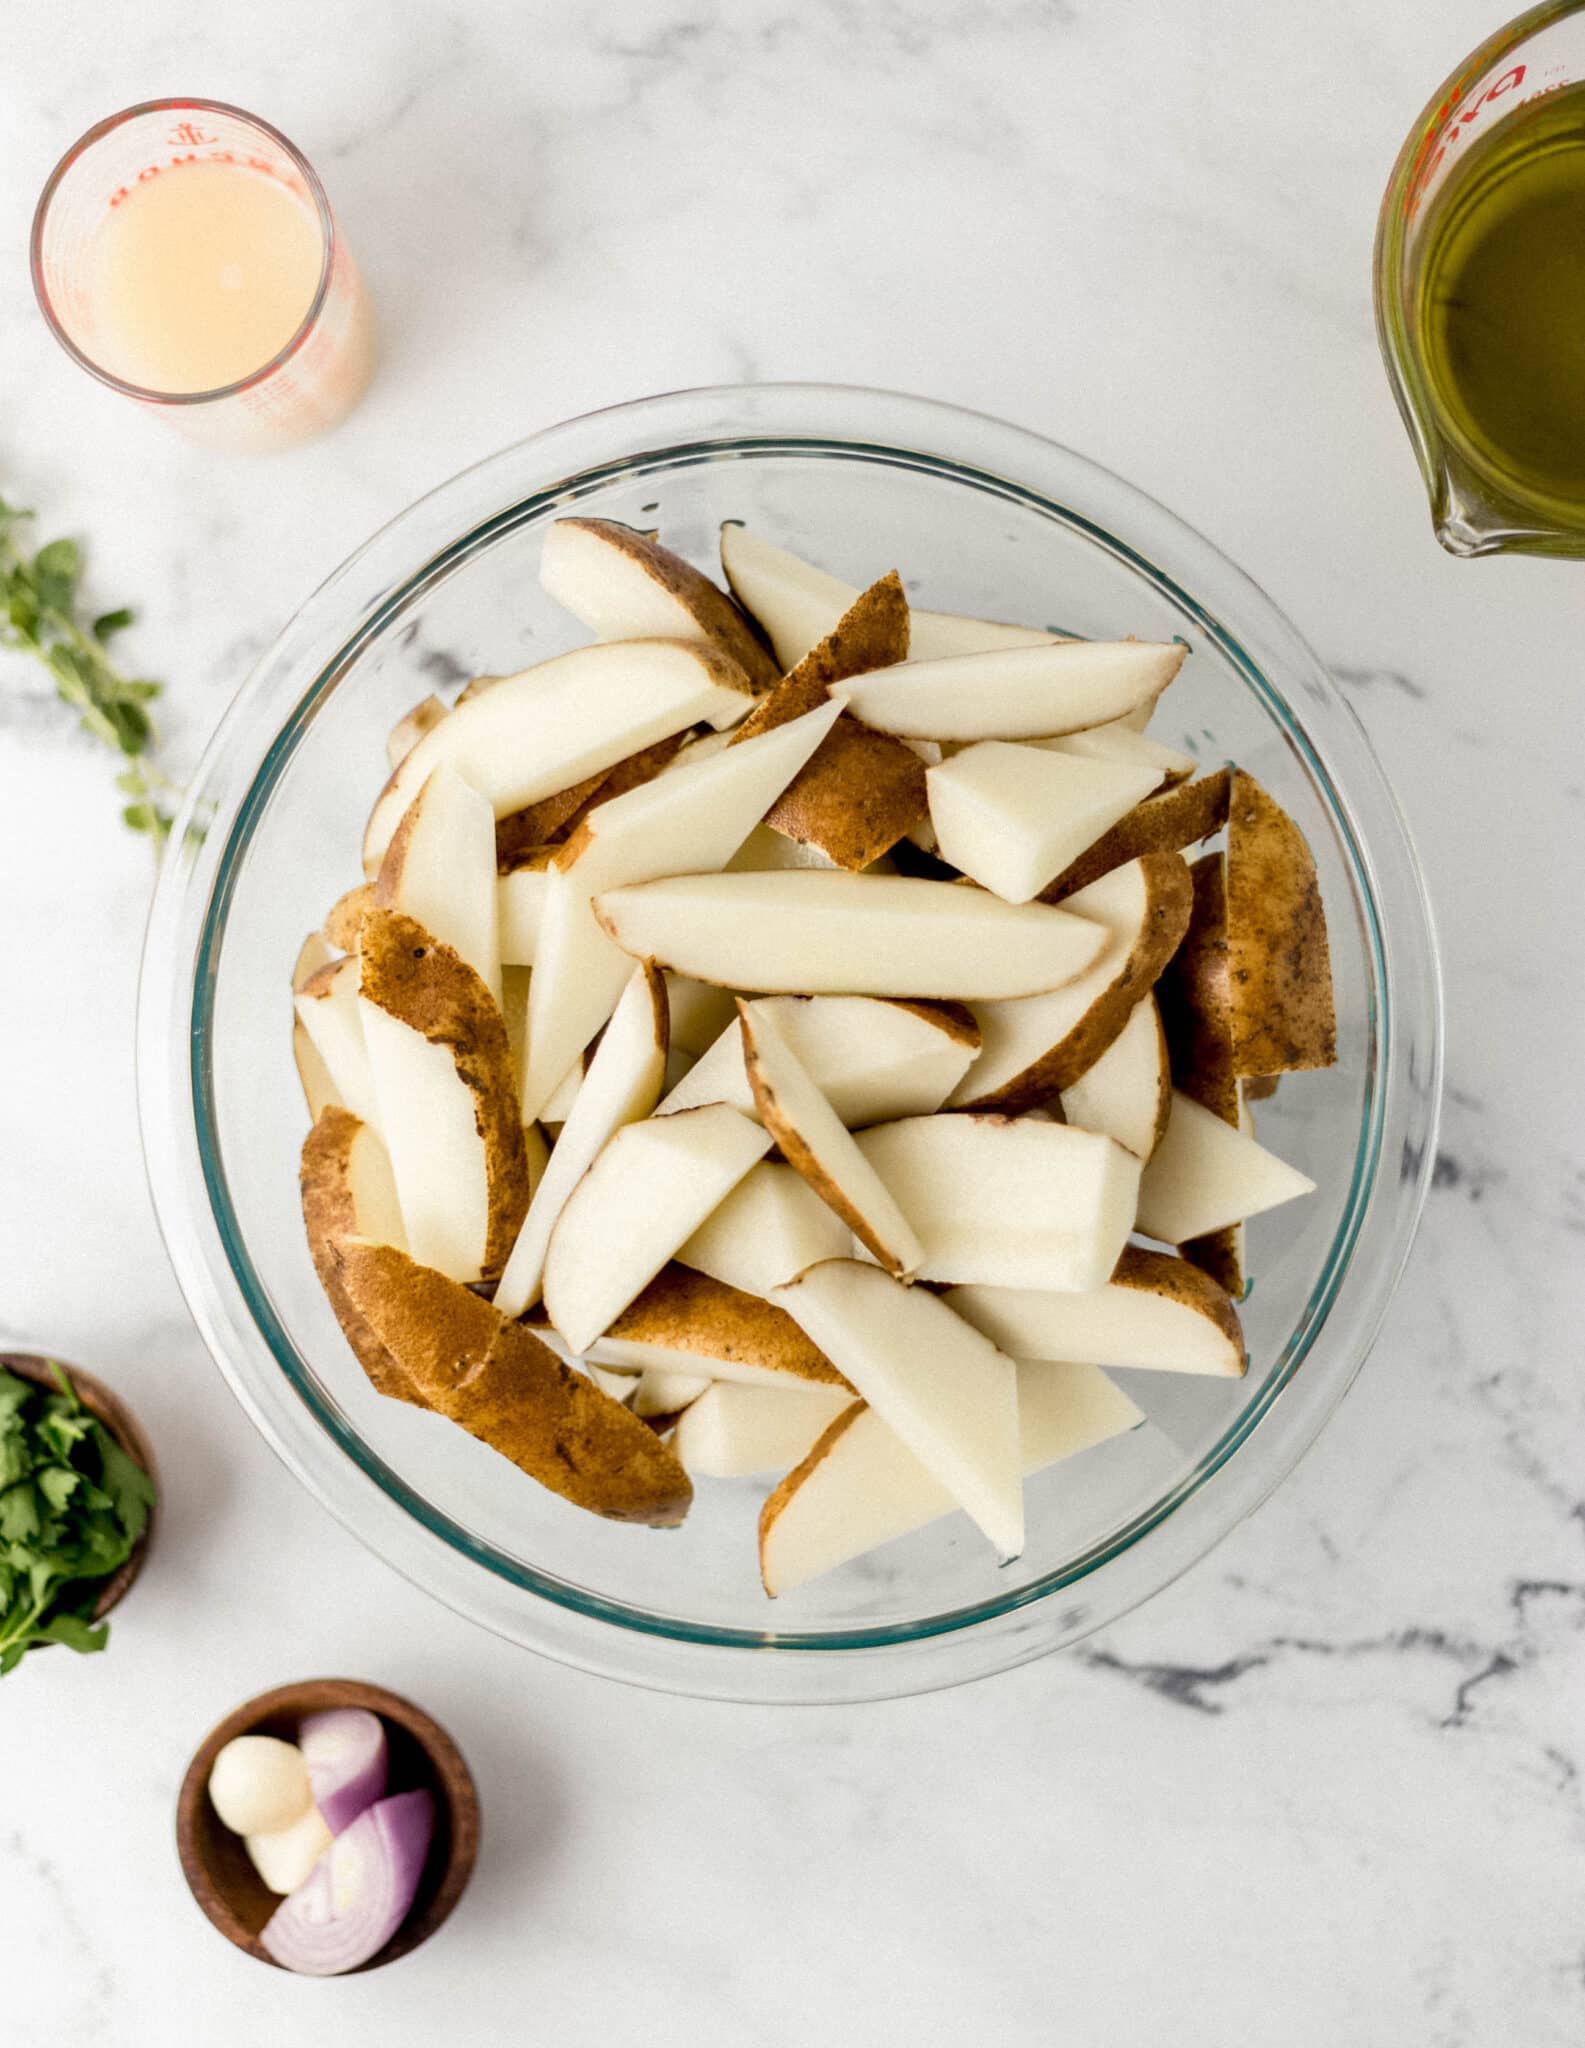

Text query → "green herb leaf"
[92,606,134,642]
[35,1611,110,1656]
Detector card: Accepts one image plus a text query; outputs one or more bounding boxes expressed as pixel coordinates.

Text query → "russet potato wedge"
[843,639,1185,742]
[758,1360,1142,1595]
[770,1260,1023,1559]
[950,853,1192,1110]
[591,1264,850,1390]
[1058,992,1172,1159]
[593,869,1109,1001]
[739,1006,924,1280]
[674,1380,854,1479]
[926,740,1162,903]
[385,693,447,770]
[374,763,501,999]
[362,638,759,874]
[1225,769,1337,1075]
[293,1020,342,1123]
[493,962,668,1320]
[1135,1089,1313,1245]
[498,848,554,966]
[1040,767,1230,901]
[357,909,530,1284]
[542,1103,774,1353]
[294,955,379,1127]
[1034,722,1196,789]
[335,1241,692,1526]
[946,1245,1245,1378]
[300,1107,414,1405]
[1157,850,1240,1124]
[541,517,779,689]
[729,571,910,745]
[855,1114,1141,1291]
[629,1368,712,1420]
[675,1160,856,1297]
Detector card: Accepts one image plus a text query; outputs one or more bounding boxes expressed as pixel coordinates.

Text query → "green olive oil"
[1415,83,1585,519]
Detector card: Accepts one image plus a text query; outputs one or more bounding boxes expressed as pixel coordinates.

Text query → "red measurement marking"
[167,121,213,147]
[1406,63,1527,218]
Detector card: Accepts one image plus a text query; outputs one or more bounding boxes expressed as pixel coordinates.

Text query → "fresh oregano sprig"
[0,496,179,849]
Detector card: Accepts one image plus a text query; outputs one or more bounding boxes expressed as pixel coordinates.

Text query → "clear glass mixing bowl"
[138,384,1442,1702]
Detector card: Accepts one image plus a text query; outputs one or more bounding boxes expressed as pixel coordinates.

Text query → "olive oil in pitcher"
[1414,83,1585,520]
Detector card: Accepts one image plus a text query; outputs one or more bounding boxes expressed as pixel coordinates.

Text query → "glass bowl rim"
[138,382,1443,1697]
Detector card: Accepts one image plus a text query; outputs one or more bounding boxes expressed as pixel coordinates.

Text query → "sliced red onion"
[261,1789,435,1977]
[298,1708,389,1836]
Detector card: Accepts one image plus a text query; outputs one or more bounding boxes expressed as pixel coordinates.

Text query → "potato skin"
[359,908,531,1280]
[1040,768,1231,901]
[1111,1243,1245,1367]
[1157,851,1240,1124]
[559,518,781,690]
[300,1107,420,1406]
[336,1241,694,1525]
[607,1263,852,1390]
[1224,769,1337,1075]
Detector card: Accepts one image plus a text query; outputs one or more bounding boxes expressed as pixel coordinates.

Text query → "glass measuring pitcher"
[1375,3,1585,556]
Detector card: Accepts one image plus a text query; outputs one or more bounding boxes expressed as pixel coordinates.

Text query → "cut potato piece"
[739,1007,924,1279]
[728,571,910,745]
[676,1161,855,1296]
[1036,722,1196,789]
[293,1020,342,1122]
[1157,851,1238,1123]
[386,693,447,771]
[1183,1089,1254,1297]
[294,956,378,1127]
[719,525,1062,669]
[1058,993,1171,1159]
[300,1107,414,1404]
[630,1368,712,1420]
[498,849,553,966]
[357,910,529,1284]
[493,770,610,869]
[1225,769,1337,1075]
[660,995,979,1126]
[843,640,1185,743]
[726,823,840,872]
[674,1380,853,1478]
[759,1360,1142,1594]
[363,639,759,874]
[856,1115,1140,1291]
[493,963,668,1319]
[927,741,1162,903]
[1136,1090,1314,1244]
[1041,767,1230,901]
[950,854,1192,1110]
[374,764,500,1000]
[542,1104,774,1353]
[946,1245,1245,1378]
[594,870,1108,1000]
[591,1265,850,1390]
[522,697,844,1116]
[293,930,337,992]
[664,976,740,1057]
[770,1260,1023,1558]
[553,733,690,844]
[322,884,373,954]
[335,1242,691,1525]
[539,1059,583,1126]
[540,518,779,688]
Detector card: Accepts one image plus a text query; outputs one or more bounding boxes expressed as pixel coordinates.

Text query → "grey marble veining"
[2,2,1583,2043]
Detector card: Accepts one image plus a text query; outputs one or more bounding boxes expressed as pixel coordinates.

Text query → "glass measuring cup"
[32,100,375,455]
[1375,2,1585,556]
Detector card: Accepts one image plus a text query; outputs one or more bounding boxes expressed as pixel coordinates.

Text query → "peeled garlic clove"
[246,1803,335,1894]
[208,1735,312,1836]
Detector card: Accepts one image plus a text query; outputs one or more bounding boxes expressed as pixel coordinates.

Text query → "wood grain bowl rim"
[0,1351,158,1629]
[175,1677,480,1973]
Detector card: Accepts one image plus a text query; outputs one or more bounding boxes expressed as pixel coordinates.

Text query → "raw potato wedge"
[293,1020,342,1123]
[946,1245,1245,1378]
[592,1264,851,1390]
[674,1380,854,1478]
[926,741,1162,903]
[386,693,447,770]
[374,764,501,999]
[1036,723,1196,790]
[739,1005,924,1279]
[493,769,612,869]
[719,525,1066,669]
[1183,1087,1256,1298]
[541,518,779,690]
[660,994,979,1127]
[950,853,1192,1110]
[295,956,378,1126]
[322,886,373,954]
[1040,767,1230,901]
[1156,850,1240,1123]
[630,1368,712,1420]
[357,909,530,1284]
[293,930,338,991]
[300,1107,415,1404]
[843,640,1186,742]
[770,1260,1023,1558]
[498,848,554,966]
[856,1114,1141,1291]
[335,1241,692,1525]
[1136,1090,1314,1244]
[1225,768,1337,1075]
[676,1161,855,1297]
[493,962,668,1320]
[542,1104,774,1353]
[523,697,844,1117]
[1058,993,1171,1159]
[363,639,759,874]
[593,870,1109,1001]
[730,571,926,869]
[759,1360,1142,1595]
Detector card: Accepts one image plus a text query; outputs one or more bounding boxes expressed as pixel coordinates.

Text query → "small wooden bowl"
[176,1679,479,1973]
[0,1352,157,1628]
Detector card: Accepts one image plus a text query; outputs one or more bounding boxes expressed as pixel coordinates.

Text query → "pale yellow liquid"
[88,162,323,393]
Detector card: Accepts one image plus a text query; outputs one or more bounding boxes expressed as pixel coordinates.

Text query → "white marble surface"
[3,2,1583,2041]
